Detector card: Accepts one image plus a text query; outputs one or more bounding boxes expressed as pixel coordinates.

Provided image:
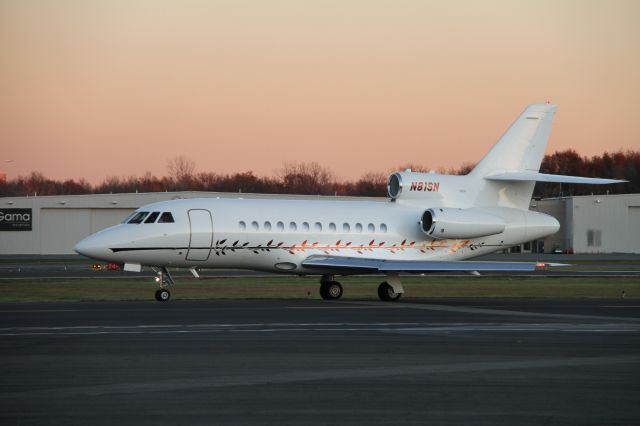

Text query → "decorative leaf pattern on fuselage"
[210,239,473,256]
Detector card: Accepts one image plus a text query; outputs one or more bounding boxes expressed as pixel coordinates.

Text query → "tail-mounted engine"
[420,208,505,239]
[388,171,444,202]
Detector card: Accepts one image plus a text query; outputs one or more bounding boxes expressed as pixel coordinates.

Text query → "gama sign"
[0,208,32,231]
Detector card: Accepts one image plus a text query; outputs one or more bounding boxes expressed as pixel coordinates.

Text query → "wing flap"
[301,255,558,273]
[485,171,626,185]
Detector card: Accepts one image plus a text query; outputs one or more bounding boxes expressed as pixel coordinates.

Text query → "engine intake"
[388,171,445,202]
[420,208,506,239]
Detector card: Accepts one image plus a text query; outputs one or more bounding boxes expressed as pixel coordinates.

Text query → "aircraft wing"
[485,171,626,185]
[301,255,561,273]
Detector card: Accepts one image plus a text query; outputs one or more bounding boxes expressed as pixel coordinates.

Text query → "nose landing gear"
[153,267,175,302]
[155,288,171,302]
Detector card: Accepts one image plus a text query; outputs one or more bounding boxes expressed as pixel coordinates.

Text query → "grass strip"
[0,276,638,302]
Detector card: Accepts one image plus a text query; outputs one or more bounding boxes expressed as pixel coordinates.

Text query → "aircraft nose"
[74,234,111,260]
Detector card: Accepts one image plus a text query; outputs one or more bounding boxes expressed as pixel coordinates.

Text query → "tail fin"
[464,104,555,209]
[470,103,557,177]
[467,103,625,209]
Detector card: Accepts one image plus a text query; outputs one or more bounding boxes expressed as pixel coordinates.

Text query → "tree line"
[1,150,638,198]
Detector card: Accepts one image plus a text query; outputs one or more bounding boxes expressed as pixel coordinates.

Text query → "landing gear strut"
[319,275,343,300]
[153,267,175,302]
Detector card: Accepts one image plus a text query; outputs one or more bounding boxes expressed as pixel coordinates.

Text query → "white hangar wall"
[0,193,186,255]
[533,194,640,254]
[38,208,134,254]
[569,194,640,254]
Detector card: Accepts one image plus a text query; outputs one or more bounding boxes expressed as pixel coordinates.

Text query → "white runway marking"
[348,301,640,322]
[1,321,639,336]
[0,309,80,313]
[601,305,640,308]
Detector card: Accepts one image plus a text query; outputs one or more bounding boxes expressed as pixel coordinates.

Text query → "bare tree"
[354,172,387,196]
[279,162,335,195]
[167,156,195,181]
[166,156,196,190]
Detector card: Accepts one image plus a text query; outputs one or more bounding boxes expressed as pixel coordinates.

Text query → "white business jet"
[75,104,624,302]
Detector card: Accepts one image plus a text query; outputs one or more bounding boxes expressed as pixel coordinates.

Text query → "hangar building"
[1,192,639,255]
[530,193,640,254]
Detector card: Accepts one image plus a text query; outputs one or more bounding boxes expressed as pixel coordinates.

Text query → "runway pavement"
[1,298,639,425]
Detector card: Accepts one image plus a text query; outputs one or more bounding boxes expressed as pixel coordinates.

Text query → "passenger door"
[186,209,212,261]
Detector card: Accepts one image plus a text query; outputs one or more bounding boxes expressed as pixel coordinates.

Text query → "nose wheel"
[153,267,175,302]
[155,288,171,301]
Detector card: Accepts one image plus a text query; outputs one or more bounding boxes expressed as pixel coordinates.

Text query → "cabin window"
[128,212,149,224]
[251,221,259,231]
[264,221,272,231]
[314,222,322,232]
[355,223,363,233]
[302,222,310,232]
[144,212,160,223]
[343,223,350,232]
[239,221,246,230]
[277,221,284,231]
[329,222,336,232]
[158,212,175,223]
[289,222,297,231]
[368,223,375,233]
[380,223,387,233]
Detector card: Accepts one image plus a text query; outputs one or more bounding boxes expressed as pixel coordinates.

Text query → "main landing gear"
[319,276,343,300]
[377,282,402,302]
[377,275,404,301]
[318,275,404,302]
[153,267,175,302]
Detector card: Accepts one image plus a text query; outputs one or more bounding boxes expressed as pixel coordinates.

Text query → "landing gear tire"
[378,282,401,302]
[155,288,171,302]
[320,281,343,300]
[153,267,175,302]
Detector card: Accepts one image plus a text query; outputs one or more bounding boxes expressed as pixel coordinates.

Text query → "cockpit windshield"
[128,211,149,224]
[125,211,175,224]
[158,212,175,223]
[122,212,136,224]
[144,212,160,223]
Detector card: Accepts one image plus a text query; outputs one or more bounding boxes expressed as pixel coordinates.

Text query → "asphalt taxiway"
[1,298,639,425]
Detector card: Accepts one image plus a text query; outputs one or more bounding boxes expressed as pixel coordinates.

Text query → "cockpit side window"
[122,212,136,224]
[144,212,160,223]
[128,212,149,224]
[158,212,175,223]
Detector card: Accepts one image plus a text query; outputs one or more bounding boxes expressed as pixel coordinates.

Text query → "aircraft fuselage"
[75,197,559,274]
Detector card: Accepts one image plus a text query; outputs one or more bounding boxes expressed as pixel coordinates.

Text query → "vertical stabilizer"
[471,103,556,177]
[468,103,556,209]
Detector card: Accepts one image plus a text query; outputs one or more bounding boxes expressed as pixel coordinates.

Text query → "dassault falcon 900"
[74,104,624,302]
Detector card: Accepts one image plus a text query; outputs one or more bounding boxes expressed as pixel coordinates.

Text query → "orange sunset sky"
[1,0,639,183]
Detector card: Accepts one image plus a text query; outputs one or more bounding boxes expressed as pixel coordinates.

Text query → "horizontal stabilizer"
[485,171,626,185]
[302,255,564,273]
